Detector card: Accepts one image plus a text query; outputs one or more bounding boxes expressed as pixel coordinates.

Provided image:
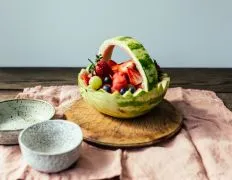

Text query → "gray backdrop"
[0,0,231,67]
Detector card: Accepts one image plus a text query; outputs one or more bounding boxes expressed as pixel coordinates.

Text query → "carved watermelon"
[78,36,170,118]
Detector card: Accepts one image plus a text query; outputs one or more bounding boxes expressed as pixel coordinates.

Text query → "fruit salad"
[78,36,170,118]
[81,55,145,95]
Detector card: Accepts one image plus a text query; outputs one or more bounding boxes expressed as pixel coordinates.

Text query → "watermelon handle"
[98,36,158,91]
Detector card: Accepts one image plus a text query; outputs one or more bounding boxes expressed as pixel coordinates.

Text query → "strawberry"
[112,64,119,73]
[95,59,113,78]
[107,60,117,68]
[81,71,90,85]
[88,55,113,78]
[111,72,128,92]
[111,60,135,73]
[118,60,135,73]
[127,68,142,86]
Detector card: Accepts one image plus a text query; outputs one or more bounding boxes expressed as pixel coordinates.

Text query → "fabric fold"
[180,89,232,180]
[121,88,209,180]
[0,86,122,180]
[0,86,231,180]
[122,88,232,180]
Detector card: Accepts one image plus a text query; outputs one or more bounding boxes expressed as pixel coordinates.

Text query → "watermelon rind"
[98,36,158,91]
[78,69,170,118]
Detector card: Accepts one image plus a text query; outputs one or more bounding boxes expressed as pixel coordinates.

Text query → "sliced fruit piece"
[111,72,128,92]
[111,60,135,73]
[98,36,158,91]
[80,71,90,86]
[118,60,135,73]
[127,68,142,86]
[89,76,103,90]
[112,64,119,73]
[107,60,117,68]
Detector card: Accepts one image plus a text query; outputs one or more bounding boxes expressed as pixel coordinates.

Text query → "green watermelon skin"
[78,36,169,118]
[98,36,158,91]
[78,69,170,118]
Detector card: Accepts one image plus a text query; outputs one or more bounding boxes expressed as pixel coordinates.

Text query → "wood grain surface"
[0,68,231,110]
[1,68,232,92]
[64,98,183,148]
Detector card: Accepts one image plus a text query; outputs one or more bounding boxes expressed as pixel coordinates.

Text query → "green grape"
[89,76,103,90]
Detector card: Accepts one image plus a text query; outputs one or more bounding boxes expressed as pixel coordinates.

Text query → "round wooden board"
[64,99,183,148]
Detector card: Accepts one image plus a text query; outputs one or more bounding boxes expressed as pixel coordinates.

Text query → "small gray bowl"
[19,120,83,173]
[0,99,55,144]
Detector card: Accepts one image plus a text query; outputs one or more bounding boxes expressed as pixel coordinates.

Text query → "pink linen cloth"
[0,86,122,180]
[0,85,231,180]
[122,88,232,180]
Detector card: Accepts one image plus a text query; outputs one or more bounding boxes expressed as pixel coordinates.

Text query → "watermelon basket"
[78,36,170,118]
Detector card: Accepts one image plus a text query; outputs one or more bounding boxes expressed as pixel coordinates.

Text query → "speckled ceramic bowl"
[19,120,83,173]
[0,99,55,144]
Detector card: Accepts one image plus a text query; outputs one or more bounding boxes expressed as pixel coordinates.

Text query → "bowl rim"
[0,99,56,132]
[18,119,83,156]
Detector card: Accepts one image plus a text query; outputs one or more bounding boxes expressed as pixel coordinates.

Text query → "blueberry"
[120,87,128,95]
[128,86,136,93]
[103,76,111,84]
[103,84,111,93]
